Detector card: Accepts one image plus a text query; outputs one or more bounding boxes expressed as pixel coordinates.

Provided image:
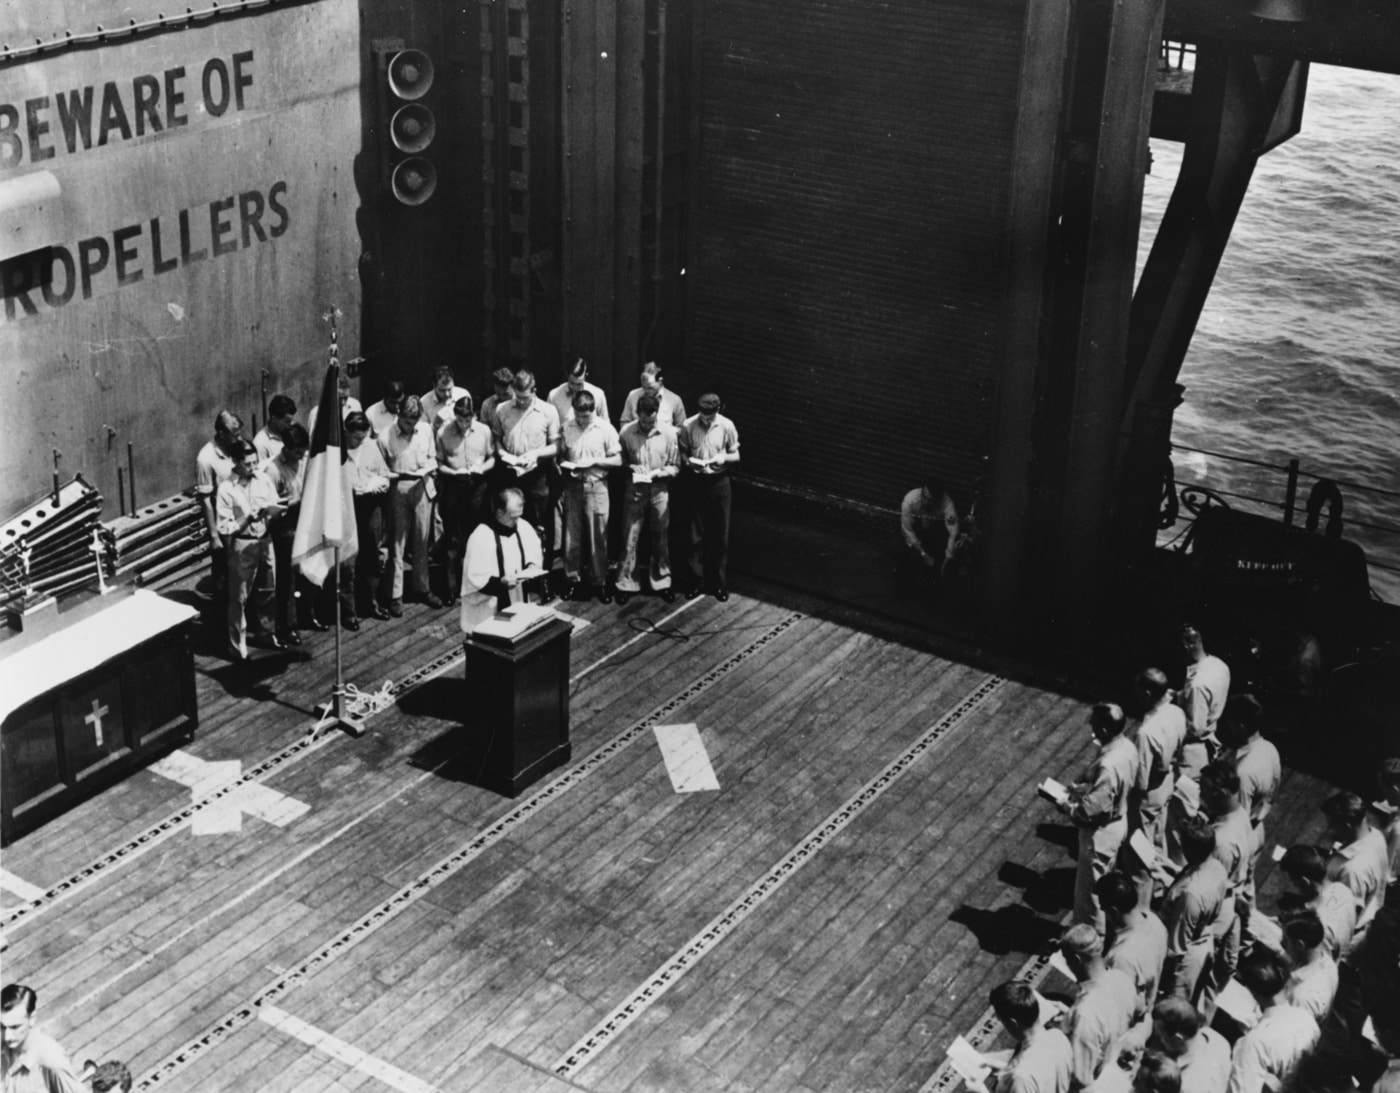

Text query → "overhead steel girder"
[1166,0,1400,76]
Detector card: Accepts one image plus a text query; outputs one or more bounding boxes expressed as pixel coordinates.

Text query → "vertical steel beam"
[1048,0,1165,643]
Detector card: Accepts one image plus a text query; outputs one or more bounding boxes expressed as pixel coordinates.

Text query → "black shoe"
[279,630,301,646]
[537,589,557,605]
[598,590,613,604]
[714,589,729,602]
[419,592,444,609]
[562,581,581,602]
[659,589,676,603]
[614,592,630,605]
[368,604,391,620]
[254,634,287,651]
[305,616,330,633]
[685,588,703,600]
[342,615,361,631]
[388,599,404,618]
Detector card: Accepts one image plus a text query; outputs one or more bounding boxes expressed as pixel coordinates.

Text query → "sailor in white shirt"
[1280,912,1338,1021]
[1148,998,1231,1093]
[1226,948,1318,1093]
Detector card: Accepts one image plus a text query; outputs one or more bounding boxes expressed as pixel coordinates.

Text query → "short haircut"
[399,395,423,419]
[1133,1051,1181,1093]
[0,984,36,1014]
[697,392,722,413]
[1092,702,1127,737]
[1137,667,1170,704]
[566,356,588,379]
[1180,623,1203,644]
[988,980,1039,1030]
[1284,911,1324,952]
[454,395,474,414]
[1177,813,1217,866]
[1236,947,1287,999]
[281,424,309,452]
[1380,757,1400,789]
[1225,693,1262,727]
[640,360,662,379]
[1094,871,1140,917]
[571,391,596,413]
[512,370,536,393]
[433,365,455,384]
[344,411,371,434]
[268,394,297,419]
[1321,791,1366,827]
[1059,923,1102,960]
[215,410,243,434]
[494,487,524,514]
[636,393,660,416]
[1279,844,1327,885]
[91,1061,133,1092]
[384,380,406,400]
[337,372,352,392]
[1151,997,1202,1039]
[1201,760,1240,798]
[230,438,259,462]
[492,366,516,385]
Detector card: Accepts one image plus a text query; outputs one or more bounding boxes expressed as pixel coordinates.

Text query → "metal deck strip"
[552,673,1008,1079]
[134,612,805,1089]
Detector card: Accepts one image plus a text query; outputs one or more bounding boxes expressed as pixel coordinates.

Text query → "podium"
[463,614,572,797]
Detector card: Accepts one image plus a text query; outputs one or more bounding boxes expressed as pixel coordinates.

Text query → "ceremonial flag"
[292,362,357,585]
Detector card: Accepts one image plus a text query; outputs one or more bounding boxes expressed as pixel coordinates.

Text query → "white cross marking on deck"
[653,723,720,793]
[259,1005,442,1093]
[0,869,45,903]
[84,700,109,746]
[148,749,310,835]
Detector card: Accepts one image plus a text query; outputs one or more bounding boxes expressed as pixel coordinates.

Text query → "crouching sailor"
[460,487,546,632]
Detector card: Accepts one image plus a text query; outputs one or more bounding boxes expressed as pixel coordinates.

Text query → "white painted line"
[0,869,45,903]
[259,1005,441,1093]
[653,723,720,793]
[150,750,309,836]
[569,597,701,685]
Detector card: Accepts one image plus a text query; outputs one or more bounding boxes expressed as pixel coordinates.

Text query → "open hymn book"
[1037,777,1070,807]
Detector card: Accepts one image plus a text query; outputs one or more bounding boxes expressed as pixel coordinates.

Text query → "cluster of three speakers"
[375,41,438,206]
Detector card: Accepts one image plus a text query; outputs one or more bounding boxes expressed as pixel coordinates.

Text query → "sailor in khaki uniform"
[1322,791,1391,935]
[1174,624,1229,779]
[1226,949,1318,1093]
[1059,703,1139,932]
[1159,814,1227,1007]
[1132,667,1187,854]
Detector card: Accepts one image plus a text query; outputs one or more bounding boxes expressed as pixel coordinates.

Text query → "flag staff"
[300,306,364,738]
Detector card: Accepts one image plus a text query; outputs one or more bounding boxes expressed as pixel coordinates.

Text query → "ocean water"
[1138,64,1400,602]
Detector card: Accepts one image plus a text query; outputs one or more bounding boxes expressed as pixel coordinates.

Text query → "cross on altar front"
[84,699,110,746]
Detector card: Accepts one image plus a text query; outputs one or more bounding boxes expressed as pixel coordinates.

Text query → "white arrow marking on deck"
[0,869,45,903]
[653,723,720,793]
[259,1006,442,1093]
[148,750,309,835]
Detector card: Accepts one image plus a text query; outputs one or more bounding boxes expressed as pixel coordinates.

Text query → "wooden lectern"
[463,614,572,797]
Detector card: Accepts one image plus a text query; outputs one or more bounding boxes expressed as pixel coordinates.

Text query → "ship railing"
[1162,441,1400,593]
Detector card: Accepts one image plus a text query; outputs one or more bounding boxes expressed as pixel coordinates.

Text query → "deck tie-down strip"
[0,642,471,934]
[134,612,804,1089]
[552,672,1008,1079]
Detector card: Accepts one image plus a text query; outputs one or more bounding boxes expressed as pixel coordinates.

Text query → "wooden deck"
[0,583,1348,1092]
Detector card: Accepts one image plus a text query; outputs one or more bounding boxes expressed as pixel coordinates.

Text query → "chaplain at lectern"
[460,487,548,632]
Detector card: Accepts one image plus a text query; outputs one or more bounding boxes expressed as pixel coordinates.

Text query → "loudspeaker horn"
[391,158,437,206]
[387,49,434,100]
[391,104,436,154]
